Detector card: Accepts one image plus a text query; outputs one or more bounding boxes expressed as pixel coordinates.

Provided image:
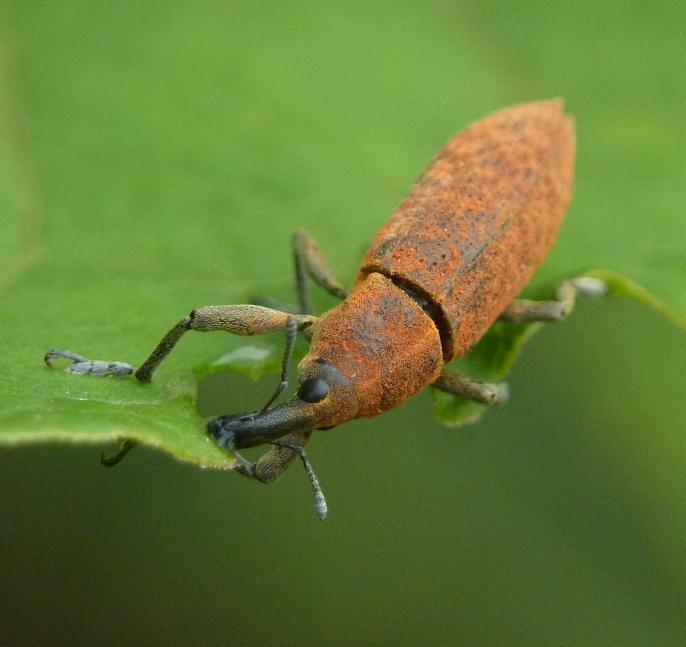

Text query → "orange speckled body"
[303,100,575,422]
[360,100,575,360]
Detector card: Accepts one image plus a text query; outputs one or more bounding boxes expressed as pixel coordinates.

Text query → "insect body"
[45,100,606,519]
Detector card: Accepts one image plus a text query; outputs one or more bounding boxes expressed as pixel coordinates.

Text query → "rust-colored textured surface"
[359,100,575,360]
[305,273,442,419]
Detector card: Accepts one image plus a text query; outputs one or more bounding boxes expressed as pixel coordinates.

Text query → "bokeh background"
[1,1,685,645]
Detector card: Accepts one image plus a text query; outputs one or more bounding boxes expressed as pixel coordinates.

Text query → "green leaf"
[0,1,684,462]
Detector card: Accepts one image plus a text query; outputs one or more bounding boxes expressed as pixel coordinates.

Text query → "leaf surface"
[1,1,683,457]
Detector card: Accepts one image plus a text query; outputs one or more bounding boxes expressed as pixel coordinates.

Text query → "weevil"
[45,100,606,520]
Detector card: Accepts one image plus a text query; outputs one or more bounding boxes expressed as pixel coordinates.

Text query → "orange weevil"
[45,101,606,519]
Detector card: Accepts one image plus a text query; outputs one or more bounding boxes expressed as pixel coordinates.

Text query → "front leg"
[232,431,310,482]
[46,305,316,382]
[138,305,315,381]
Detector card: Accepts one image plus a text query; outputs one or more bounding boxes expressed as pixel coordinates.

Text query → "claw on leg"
[44,348,134,377]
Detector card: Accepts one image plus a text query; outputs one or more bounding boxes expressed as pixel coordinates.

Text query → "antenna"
[271,441,328,520]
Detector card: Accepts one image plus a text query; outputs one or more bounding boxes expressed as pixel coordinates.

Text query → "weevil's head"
[207,273,444,451]
[206,357,359,450]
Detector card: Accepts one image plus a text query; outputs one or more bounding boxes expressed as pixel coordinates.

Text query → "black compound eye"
[297,377,330,403]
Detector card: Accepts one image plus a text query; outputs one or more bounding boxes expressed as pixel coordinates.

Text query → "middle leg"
[432,369,510,405]
[292,228,348,314]
[251,228,349,319]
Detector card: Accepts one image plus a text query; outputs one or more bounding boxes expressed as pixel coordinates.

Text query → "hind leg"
[499,277,607,322]
[432,370,510,405]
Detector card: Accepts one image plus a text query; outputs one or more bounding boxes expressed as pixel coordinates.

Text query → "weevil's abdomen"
[358,100,575,360]
[303,272,442,419]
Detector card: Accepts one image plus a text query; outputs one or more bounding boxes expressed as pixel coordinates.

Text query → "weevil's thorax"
[301,272,443,421]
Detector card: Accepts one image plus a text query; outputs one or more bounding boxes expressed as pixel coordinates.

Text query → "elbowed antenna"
[271,440,328,521]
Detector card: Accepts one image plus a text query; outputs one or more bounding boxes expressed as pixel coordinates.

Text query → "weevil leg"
[293,228,348,314]
[251,229,347,321]
[100,439,137,466]
[499,277,607,322]
[231,430,310,482]
[46,306,316,383]
[432,369,510,405]
[135,306,316,382]
[134,316,193,381]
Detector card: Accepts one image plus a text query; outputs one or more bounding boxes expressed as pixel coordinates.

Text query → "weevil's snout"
[208,399,316,450]
[207,413,247,450]
[208,359,358,451]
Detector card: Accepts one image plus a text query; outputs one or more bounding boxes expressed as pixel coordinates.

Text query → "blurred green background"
[1,1,685,645]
